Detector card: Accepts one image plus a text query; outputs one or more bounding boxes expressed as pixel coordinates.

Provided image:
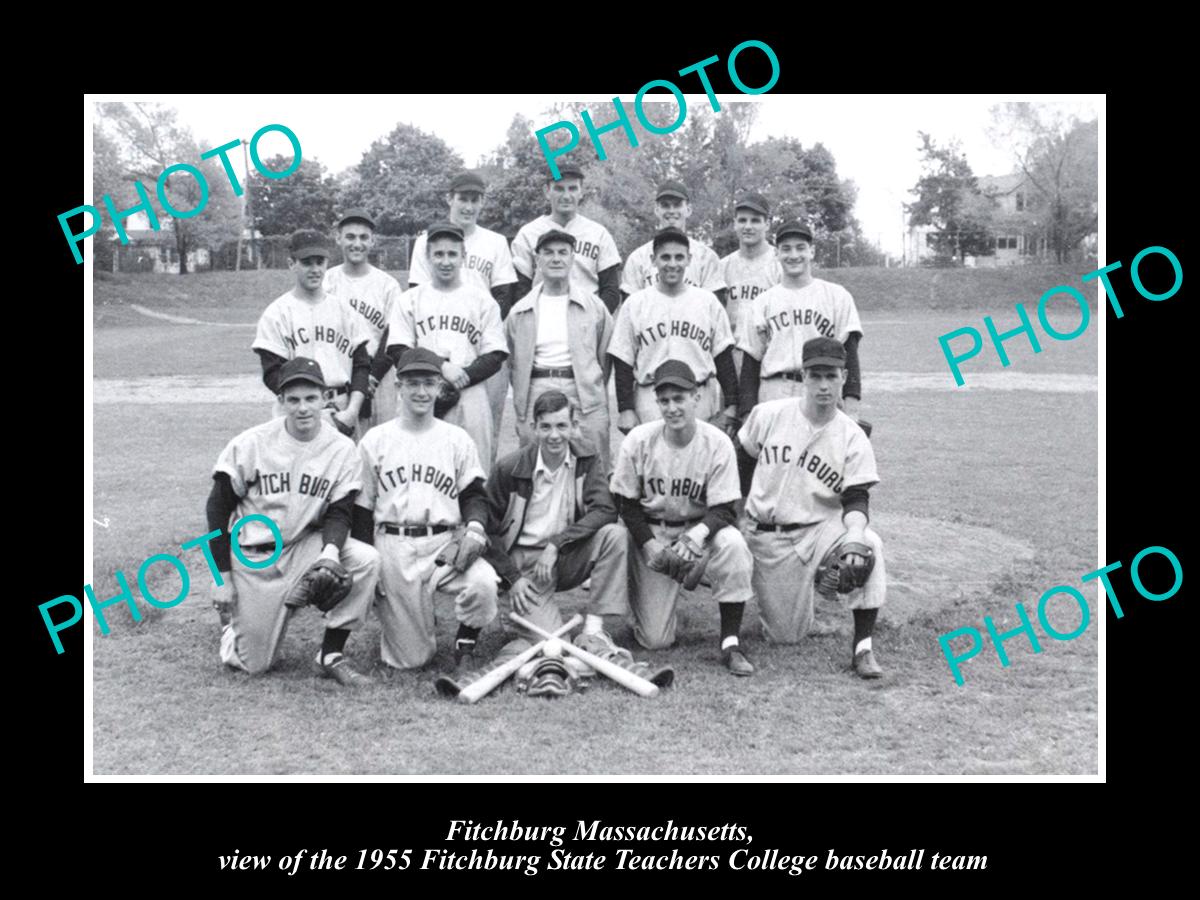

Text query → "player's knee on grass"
[711,525,754,575]
[457,558,499,627]
[843,526,887,611]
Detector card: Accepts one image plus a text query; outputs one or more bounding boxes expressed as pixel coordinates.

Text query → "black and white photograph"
[82,91,1102,777]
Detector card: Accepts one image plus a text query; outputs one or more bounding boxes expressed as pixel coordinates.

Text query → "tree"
[990,104,1098,262]
[248,156,338,235]
[341,123,463,234]
[479,114,557,238]
[907,132,994,263]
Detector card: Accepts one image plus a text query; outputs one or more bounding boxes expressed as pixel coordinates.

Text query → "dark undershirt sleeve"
[458,478,489,526]
[714,347,738,409]
[491,284,514,320]
[737,353,762,419]
[204,472,240,572]
[462,350,506,386]
[255,349,287,395]
[843,332,862,400]
[736,442,758,499]
[841,484,870,520]
[597,265,622,314]
[701,500,737,537]
[370,326,393,381]
[321,493,356,549]
[385,343,411,372]
[613,357,637,412]
[617,495,655,546]
[514,272,534,304]
[351,505,375,545]
[349,343,371,395]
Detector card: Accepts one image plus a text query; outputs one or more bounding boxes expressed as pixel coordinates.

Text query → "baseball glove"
[285,558,352,612]
[815,540,875,600]
[682,547,713,591]
[434,380,461,418]
[435,530,488,573]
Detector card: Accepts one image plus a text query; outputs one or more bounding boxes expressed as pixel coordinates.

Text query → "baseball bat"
[456,614,582,705]
[508,613,660,699]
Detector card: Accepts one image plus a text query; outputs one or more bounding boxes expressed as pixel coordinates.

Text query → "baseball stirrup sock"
[719,602,745,642]
[852,608,878,646]
[321,627,351,660]
[583,614,604,635]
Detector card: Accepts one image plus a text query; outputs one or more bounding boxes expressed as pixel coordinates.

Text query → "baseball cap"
[656,180,689,201]
[653,360,698,391]
[395,347,445,376]
[277,357,327,391]
[449,172,486,193]
[776,220,814,243]
[734,192,770,216]
[336,208,375,230]
[535,229,577,252]
[652,227,690,251]
[288,229,332,259]
[802,337,846,369]
[426,222,465,242]
[552,162,585,180]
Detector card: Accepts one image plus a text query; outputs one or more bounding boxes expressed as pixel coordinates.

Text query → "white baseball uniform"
[324,264,404,427]
[609,420,753,650]
[607,285,734,424]
[253,289,371,391]
[720,248,783,342]
[511,213,621,294]
[386,282,508,468]
[357,418,499,670]
[738,401,886,643]
[620,239,726,296]
[213,418,380,674]
[738,279,864,403]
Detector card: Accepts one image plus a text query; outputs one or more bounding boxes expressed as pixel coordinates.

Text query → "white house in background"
[107,210,211,273]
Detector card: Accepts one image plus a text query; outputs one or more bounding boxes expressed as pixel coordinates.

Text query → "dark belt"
[751,520,809,533]
[531,366,574,379]
[766,371,805,383]
[239,541,278,554]
[645,516,704,527]
[382,523,454,537]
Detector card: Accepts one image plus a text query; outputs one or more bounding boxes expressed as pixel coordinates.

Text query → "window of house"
[1015,192,1026,212]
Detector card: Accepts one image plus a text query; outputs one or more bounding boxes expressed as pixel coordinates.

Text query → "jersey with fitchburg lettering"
[511,213,621,293]
[407,226,518,292]
[386,283,507,366]
[356,419,485,526]
[323,264,403,355]
[607,285,734,384]
[214,418,363,547]
[738,278,863,376]
[609,420,741,521]
[253,291,371,388]
[620,239,726,295]
[720,249,783,340]
[738,401,878,526]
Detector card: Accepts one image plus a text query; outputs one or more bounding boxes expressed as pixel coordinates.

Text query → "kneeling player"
[609,360,756,676]
[354,348,499,673]
[205,358,380,685]
[737,337,887,678]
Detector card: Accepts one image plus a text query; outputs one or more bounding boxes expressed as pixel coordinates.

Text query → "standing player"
[407,172,518,446]
[385,223,508,468]
[620,180,726,305]
[253,230,372,435]
[353,348,499,674]
[609,361,756,676]
[510,162,622,313]
[737,221,864,422]
[719,192,782,349]
[506,230,614,469]
[737,337,886,678]
[323,209,404,430]
[608,228,738,435]
[205,357,380,685]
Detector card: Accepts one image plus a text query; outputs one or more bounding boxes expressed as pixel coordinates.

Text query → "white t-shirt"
[533,292,571,368]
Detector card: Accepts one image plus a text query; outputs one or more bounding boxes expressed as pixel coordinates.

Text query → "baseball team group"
[202,160,889,700]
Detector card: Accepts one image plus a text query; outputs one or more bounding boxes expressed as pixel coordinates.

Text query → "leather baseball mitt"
[815,540,875,600]
[285,558,352,612]
[434,380,461,418]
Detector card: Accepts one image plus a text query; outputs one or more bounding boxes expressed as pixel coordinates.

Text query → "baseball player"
[608,228,739,436]
[737,337,886,678]
[205,357,380,685]
[253,229,372,436]
[609,360,756,676]
[407,172,518,446]
[353,347,499,674]
[436,389,670,697]
[323,209,404,430]
[737,220,864,422]
[510,162,622,313]
[620,180,726,305]
[719,191,782,348]
[385,222,508,468]
[506,229,614,470]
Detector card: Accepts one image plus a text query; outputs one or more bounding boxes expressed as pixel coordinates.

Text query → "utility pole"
[235,138,245,272]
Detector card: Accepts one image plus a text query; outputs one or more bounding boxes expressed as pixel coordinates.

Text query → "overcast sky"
[92,94,1099,256]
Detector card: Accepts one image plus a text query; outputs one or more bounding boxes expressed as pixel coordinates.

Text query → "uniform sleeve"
[738,295,769,360]
[843,424,880,490]
[838,286,864,339]
[710,294,735,356]
[706,431,742,506]
[737,406,764,457]
[491,235,518,287]
[511,225,536,279]
[386,286,418,349]
[607,433,644,500]
[456,432,487,490]
[407,234,430,286]
[477,292,507,355]
[355,439,378,511]
[619,245,645,296]
[606,297,638,366]
[252,303,290,357]
[328,440,365,503]
[597,227,622,271]
[213,434,254,496]
[699,245,726,292]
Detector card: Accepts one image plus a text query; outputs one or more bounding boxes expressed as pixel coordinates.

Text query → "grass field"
[89,268,1098,776]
